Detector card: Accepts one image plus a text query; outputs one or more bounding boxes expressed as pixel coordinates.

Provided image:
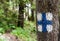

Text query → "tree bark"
[30,0,34,21]
[31,9,34,21]
[36,0,59,41]
[17,3,24,28]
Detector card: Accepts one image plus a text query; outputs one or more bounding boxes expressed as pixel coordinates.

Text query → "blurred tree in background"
[0,0,37,41]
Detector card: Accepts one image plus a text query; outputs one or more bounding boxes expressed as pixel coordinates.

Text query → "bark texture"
[17,3,24,28]
[36,0,59,41]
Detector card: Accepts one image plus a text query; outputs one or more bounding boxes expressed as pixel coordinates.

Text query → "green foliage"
[11,28,37,41]
[0,38,7,41]
[0,28,4,33]
[0,39,4,41]
[11,21,37,41]
[0,1,18,33]
[0,0,37,41]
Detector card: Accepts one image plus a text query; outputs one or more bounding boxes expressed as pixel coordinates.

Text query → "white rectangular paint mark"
[38,25,42,32]
[46,25,53,33]
[37,13,42,21]
[46,12,53,20]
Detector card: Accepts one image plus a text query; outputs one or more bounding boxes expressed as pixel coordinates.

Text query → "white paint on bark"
[37,13,42,21]
[38,25,42,32]
[37,12,53,33]
[46,12,53,20]
[46,25,53,33]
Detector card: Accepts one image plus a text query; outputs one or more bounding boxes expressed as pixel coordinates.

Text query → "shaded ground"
[0,33,20,41]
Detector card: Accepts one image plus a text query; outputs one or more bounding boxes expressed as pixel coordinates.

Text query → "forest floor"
[0,20,37,41]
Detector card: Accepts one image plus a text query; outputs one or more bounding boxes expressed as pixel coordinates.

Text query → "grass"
[11,20,37,41]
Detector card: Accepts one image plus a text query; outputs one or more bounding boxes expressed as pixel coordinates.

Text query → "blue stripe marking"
[37,12,53,32]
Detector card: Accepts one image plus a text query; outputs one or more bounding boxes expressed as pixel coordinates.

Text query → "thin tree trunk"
[30,0,34,21]
[31,9,34,21]
[36,0,59,41]
[17,3,24,28]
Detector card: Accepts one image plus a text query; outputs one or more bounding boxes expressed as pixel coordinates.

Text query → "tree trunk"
[31,9,34,21]
[17,3,24,28]
[30,0,34,21]
[36,0,59,41]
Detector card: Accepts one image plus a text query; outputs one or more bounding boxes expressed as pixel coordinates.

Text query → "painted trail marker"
[37,12,53,33]
[36,0,59,41]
